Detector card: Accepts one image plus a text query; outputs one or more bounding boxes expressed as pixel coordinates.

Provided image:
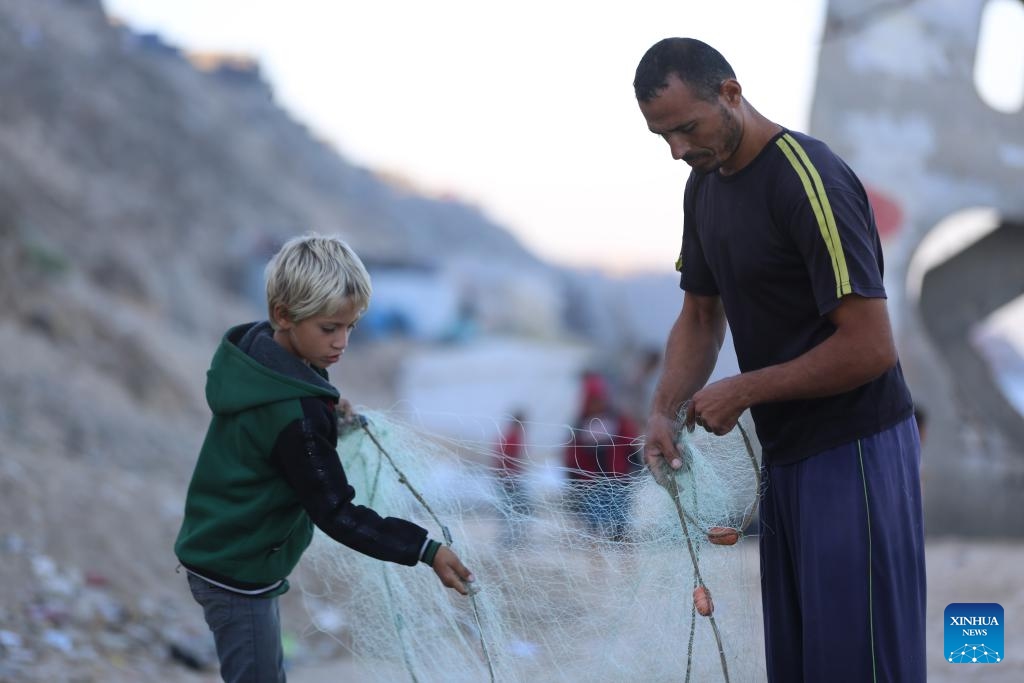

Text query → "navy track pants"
[759,416,927,682]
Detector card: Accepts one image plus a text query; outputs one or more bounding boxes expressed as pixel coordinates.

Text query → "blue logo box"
[944,603,1003,664]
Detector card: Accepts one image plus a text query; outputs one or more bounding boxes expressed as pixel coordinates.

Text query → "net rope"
[300,408,766,682]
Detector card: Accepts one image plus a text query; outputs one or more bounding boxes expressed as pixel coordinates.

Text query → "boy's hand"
[431,546,474,595]
[336,398,354,422]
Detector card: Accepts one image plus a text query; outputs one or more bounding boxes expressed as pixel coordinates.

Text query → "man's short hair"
[634,37,736,103]
[264,233,372,329]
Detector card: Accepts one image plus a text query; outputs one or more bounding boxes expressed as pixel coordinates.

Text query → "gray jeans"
[186,572,286,683]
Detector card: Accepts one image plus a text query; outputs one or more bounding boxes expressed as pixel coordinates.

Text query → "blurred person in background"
[624,347,663,438]
[493,410,532,546]
[564,371,639,543]
[914,403,928,445]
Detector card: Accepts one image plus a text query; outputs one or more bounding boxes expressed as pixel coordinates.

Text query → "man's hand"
[687,375,748,435]
[644,411,685,472]
[432,546,474,596]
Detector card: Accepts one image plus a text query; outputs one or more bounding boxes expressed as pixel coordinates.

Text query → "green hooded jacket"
[174,322,428,594]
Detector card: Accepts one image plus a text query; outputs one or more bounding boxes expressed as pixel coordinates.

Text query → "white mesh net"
[301,409,765,682]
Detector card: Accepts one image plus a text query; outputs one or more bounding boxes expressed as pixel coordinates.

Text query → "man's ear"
[271,304,293,330]
[720,79,742,106]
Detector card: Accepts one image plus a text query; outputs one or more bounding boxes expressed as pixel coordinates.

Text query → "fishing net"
[300,408,765,682]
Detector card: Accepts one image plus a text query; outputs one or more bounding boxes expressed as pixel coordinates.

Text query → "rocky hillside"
[1,0,541,328]
[0,1,550,680]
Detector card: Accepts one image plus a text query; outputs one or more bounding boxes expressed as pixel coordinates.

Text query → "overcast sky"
[104,0,828,273]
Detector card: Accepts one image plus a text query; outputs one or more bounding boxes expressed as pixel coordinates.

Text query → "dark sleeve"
[678,172,719,295]
[782,166,887,315]
[271,397,427,567]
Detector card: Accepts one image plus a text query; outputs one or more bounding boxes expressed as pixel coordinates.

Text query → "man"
[635,38,925,682]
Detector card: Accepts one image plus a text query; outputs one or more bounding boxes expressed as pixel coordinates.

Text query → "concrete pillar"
[810,0,1024,534]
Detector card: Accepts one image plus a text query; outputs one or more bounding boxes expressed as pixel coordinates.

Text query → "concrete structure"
[810,0,1024,534]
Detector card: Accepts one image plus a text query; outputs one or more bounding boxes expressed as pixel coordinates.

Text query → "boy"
[175,234,473,682]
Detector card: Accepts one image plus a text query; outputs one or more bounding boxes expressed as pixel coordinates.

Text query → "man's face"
[639,73,742,175]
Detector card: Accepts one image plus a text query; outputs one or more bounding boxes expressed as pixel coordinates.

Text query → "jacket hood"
[205,321,338,415]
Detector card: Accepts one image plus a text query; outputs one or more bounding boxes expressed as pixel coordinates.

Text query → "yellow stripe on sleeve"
[776,134,852,299]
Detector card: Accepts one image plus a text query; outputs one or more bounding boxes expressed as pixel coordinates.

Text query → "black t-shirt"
[679,129,913,465]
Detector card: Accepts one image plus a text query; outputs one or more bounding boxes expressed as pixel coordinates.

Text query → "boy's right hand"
[431,546,474,595]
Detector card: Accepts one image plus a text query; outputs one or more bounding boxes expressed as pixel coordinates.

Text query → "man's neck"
[720,107,782,176]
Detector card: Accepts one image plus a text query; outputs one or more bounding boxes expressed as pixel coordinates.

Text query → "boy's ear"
[271,304,293,330]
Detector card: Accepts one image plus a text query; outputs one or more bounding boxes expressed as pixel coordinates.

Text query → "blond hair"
[264,234,372,329]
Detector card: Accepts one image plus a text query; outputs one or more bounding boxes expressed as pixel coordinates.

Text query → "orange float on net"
[707,526,740,545]
[693,585,714,616]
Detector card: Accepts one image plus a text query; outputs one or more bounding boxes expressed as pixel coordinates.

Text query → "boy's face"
[272,299,361,369]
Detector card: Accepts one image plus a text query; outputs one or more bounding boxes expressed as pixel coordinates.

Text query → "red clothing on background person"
[565,372,641,478]
[493,413,531,547]
[564,413,639,478]
[496,420,526,478]
[564,372,639,542]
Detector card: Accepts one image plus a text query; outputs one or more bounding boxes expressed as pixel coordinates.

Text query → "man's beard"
[716,104,743,166]
[687,107,742,176]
